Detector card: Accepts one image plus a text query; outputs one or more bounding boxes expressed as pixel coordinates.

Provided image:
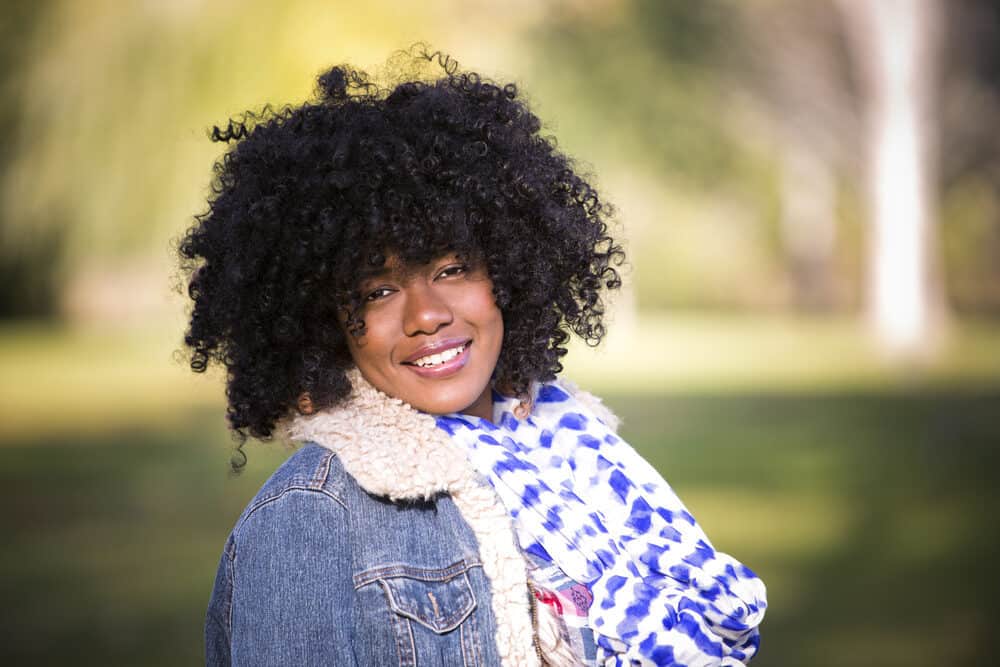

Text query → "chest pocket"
[379,569,476,633]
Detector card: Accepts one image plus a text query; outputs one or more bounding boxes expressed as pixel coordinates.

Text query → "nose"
[402,281,453,336]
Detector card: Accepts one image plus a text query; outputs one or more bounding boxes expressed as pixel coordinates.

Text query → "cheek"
[337,310,363,360]
[342,311,391,369]
[468,288,503,342]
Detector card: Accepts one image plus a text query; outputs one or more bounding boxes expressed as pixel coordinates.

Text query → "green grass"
[613,390,1000,667]
[2,317,999,665]
[0,412,288,666]
[2,391,997,666]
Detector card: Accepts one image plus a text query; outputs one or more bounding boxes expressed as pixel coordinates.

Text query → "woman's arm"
[228,488,357,666]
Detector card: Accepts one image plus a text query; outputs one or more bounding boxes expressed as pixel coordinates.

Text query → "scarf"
[436,381,767,667]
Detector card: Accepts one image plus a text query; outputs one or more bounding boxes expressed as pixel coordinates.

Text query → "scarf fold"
[436,381,767,667]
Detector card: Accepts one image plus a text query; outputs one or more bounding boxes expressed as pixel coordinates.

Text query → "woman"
[180,51,766,666]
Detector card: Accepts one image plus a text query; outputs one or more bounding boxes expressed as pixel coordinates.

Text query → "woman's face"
[343,254,503,420]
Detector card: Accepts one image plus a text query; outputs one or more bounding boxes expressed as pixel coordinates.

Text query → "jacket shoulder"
[238,443,351,523]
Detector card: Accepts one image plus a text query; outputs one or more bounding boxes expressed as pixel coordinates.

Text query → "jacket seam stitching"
[311,448,336,488]
[353,558,482,589]
[468,601,482,665]
[460,620,470,667]
[387,596,410,666]
[224,543,235,641]
[404,617,416,667]
[238,485,348,533]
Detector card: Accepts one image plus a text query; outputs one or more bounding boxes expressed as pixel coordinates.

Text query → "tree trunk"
[838,0,948,357]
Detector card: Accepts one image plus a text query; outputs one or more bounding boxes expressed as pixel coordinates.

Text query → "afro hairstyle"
[178,49,624,465]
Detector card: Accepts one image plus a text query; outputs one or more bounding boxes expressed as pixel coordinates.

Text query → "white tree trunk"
[838,0,947,356]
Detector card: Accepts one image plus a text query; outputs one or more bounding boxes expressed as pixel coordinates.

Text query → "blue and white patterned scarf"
[436,381,767,667]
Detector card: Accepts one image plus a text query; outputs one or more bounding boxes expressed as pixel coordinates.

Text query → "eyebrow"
[356,253,465,289]
[355,261,403,290]
[361,266,392,280]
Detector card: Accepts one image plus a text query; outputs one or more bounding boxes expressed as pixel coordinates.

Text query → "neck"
[460,385,494,422]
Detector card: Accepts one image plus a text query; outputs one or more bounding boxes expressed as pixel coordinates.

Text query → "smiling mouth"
[406,342,469,368]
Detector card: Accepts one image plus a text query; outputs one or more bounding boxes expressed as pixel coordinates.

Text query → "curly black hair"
[179,49,624,463]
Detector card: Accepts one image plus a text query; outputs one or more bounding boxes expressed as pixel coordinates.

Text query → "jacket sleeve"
[228,488,358,667]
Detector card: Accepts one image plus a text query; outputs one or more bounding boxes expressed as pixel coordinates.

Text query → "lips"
[402,338,471,365]
[401,338,472,379]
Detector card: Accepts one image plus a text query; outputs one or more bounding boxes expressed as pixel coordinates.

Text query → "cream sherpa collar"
[284,369,474,501]
[283,369,619,501]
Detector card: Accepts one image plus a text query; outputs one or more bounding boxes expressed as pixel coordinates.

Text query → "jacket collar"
[284,369,619,503]
[284,369,474,502]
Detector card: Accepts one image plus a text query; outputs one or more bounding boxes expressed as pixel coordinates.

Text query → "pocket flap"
[380,571,476,633]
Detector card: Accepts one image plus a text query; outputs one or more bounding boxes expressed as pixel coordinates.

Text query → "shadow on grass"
[2,389,998,666]
[0,410,287,667]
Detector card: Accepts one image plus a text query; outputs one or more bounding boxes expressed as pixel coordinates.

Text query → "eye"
[435,264,468,280]
[364,286,395,302]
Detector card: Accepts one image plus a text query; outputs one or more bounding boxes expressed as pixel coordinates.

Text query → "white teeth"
[413,344,466,368]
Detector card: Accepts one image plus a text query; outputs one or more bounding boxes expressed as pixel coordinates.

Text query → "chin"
[409,383,488,416]
[412,396,475,416]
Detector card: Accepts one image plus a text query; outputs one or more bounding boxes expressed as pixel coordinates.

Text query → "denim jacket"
[206,371,541,666]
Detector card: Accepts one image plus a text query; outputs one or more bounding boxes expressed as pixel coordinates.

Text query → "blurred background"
[1,0,998,665]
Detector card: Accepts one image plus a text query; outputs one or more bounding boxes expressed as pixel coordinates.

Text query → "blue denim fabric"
[206,443,504,666]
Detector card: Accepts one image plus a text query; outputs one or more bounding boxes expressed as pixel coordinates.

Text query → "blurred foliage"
[0,1,65,319]
[942,176,1000,313]
[0,0,532,319]
[523,1,790,310]
[0,0,998,319]
[939,0,1000,314]
[529,0,753,188]
[523,0,1000,313]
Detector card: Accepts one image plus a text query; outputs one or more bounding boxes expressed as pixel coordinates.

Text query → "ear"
[296,392,315,415]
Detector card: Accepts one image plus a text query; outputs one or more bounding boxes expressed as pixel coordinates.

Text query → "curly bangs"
[178,49,624,457]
